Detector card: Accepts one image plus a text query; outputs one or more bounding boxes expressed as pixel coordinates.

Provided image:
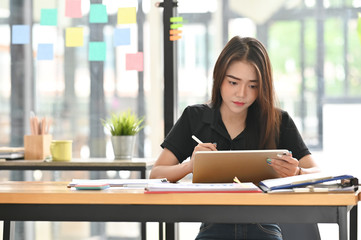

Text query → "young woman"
[150,36,320,240]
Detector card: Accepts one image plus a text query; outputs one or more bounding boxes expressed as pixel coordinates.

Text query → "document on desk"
[259,173,356,192]
[145,182,262,193]
[68,178,168,188]
[265,183,358,193]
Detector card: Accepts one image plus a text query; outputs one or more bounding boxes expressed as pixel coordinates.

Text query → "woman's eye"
[229,81,237,85]
[249,85,258,89]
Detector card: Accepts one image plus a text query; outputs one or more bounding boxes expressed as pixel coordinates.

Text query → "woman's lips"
[233,101,245,106]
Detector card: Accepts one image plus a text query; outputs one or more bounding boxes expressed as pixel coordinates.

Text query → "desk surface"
[0,182,358,240]
[0,181,358,206]
[0,158,154,167]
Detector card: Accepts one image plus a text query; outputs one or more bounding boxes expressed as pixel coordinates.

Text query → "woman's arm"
[149,148,192,183]
[297,154,321,175]
[150,143,218,183]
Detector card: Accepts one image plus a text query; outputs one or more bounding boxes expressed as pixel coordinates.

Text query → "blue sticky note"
[114,28,130,46]
[12,25,30,44]
[37,44,54,60]
[40,9,58,26]
[89,4,108,23]
[89,42,106,61]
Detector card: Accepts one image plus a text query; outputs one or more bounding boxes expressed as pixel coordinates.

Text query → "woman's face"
[220,60,259,116]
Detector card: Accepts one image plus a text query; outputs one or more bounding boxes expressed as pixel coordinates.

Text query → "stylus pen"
[192,135,203,144]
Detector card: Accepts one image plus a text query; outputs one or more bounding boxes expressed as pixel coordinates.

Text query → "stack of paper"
[69,178,168,189]
[259,173,357,193]
[0,147,25,160]
[145,182,262,193]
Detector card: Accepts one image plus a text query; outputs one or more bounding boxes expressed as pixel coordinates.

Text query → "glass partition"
[0,0,164,160]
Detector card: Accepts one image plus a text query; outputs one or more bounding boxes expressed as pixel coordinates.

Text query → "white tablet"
[192,149,289,184]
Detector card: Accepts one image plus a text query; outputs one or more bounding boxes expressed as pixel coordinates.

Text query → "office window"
[0,0,164,160]
[177,0,361,150]
[325,18,345,97]
[348,18,361,96]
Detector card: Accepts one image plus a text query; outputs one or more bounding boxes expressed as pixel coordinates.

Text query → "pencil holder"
[24,135,52,160]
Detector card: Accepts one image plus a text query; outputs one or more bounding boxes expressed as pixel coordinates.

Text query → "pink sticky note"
[65,0,82,18]
[126,52,143,72]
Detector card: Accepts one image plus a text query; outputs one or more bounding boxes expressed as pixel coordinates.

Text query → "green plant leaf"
[101,110,145,136]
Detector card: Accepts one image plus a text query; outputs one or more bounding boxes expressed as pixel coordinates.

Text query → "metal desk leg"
[140,169,146,179]
[165,222,177,240]
[141,222,147,240]
[350,204,358,240]
[140,168,147,240]
[338,206,348,240]
[3,220,13,240]
[159,222,164,240]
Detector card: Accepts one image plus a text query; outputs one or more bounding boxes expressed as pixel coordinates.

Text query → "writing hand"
[189,142,217,172]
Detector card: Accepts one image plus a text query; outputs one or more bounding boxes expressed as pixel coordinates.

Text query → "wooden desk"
[0,158,154,240]
[0,182,358,240]
[0,158,155,179]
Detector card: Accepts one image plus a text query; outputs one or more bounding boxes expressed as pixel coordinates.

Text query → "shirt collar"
[201,106,230,139]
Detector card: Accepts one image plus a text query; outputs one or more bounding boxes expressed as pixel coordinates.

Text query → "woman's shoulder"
[277,109,296,126]
[275,108,290,118]
[181,103,214,123]
[183,103,213,114]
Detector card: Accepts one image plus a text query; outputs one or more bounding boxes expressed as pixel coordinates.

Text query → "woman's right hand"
[189,143,217,171]
[150,143,217,183]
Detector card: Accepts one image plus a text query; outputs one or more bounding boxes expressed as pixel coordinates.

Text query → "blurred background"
[1,0,361,239]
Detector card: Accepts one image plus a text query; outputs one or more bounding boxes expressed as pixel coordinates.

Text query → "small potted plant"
[101,110,144,160]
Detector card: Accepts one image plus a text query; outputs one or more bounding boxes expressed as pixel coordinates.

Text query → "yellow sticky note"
[117,7,136,24]
[66,27,83,47]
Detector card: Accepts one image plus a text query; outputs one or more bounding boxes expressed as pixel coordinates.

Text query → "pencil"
[192,135,203,144]
[233,176,242,185]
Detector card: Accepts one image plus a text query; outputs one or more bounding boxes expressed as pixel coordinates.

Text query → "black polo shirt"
[161,104,310,163]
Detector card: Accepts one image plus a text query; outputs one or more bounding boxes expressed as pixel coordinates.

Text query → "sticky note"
[37,44,54,60]
[169,29,182,35]
[66,27,83,47]
[170,35,181,41]
[171,24,183,29]
[65,0,82,18]
[126,52,143,71]
[40,9,58,26]
[89,42,106,61]
[170,17,183,22]
[117,7,136,24]
[89,4,108,23]
[12,25,30,44]
[114,28,130,46]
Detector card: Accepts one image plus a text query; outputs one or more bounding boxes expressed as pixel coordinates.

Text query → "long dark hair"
[211,36,280,149]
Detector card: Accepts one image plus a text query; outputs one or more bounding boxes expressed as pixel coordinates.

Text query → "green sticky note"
[40,9,58,26]
[170,23,183,29]
[358,13,361,45]
[89,42,106,61]
[89,4,108,23]
[170,17,183,23]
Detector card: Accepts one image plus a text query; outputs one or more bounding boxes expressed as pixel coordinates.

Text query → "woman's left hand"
[268,152,299,177]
